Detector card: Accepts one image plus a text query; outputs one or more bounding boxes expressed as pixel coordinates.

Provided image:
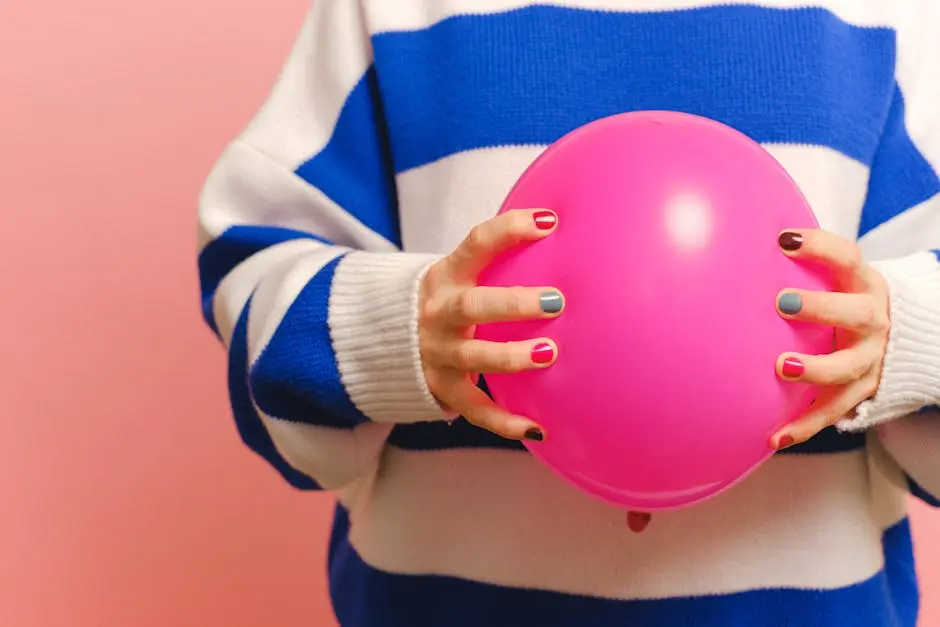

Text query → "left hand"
[627,229,891,533]
[769,229,891,450]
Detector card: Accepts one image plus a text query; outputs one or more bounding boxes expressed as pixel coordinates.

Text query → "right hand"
[419,209,564,441]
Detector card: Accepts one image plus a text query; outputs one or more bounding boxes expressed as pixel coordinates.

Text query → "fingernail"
[775,434,795,450]
[781,357,805,379]
[778,293,803,315]
[779,232,804,251]
[533,210,557,230]
[627,512,652,533]
[539,291,564,314]
[525,428,544,442]
[531,342,555,364]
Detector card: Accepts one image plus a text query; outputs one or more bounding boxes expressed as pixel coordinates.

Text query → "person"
[196,2,940,625]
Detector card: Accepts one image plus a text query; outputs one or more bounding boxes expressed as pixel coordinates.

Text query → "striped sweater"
[197,2,940,625]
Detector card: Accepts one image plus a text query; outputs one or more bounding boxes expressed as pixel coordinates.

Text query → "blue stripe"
[859,86,940,237]
[296,67,402,246]
[197,225,330,335]
[388,421,865,457]
[932,251,940,263]
[227,296,319,490]
[249,255,370,430]
[328,506,917,627]
[387,376,864,454]
[371,5,896,172]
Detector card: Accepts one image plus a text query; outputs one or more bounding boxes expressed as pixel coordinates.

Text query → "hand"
[419,209,564,441]
[770,230,891,450]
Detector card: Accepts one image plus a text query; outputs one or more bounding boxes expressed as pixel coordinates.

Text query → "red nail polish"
[533,211,557,230]
[627,512,652,533]
[776,435,795,450]
[781,357,805,379]
[531,342,555,364]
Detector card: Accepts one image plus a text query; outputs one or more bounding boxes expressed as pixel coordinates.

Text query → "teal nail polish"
[778,293,802,315]
[540,291,564,314]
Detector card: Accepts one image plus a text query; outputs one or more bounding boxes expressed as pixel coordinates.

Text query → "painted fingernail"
[779,232,804,251]
[781,357,805,379]
[533,210,558,230]
[778,292,803,315]
[627,512,652,533]
[539,291,564,314]
[531,342,555,364]
[525,428,544,442]
[775,434,795,450]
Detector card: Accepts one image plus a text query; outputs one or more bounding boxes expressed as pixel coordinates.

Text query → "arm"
[198,1,446,491]
[840,7,940,505]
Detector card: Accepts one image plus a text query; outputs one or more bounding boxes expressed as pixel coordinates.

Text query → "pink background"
[0,1,936,625]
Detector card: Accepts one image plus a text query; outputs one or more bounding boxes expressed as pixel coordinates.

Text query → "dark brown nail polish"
[524,428,544,442]
[778,232,804,251]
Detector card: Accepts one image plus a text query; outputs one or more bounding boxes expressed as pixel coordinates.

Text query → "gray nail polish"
[540,291,564,314]
[778,293,803,315]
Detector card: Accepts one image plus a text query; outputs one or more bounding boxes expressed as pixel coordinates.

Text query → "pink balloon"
[476,111,835,512]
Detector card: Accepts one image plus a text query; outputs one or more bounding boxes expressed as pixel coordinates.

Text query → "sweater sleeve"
[197,1,446,491]
[847,6,940,506]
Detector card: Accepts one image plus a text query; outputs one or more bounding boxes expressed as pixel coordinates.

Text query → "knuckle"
[849,358,871,381]
[464,224,488,253]
[843,247,864,274]
[856,299,877,331]
[464,408,496,431]
[419,294,447,325]
[502,289,528,318]
[457,289,484,321]
[492,348,518,372]
[453,342,477,371]
[501,211,529,242]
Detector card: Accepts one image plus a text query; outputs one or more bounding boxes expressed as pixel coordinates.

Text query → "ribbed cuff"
[838,252,940,432]
[328,251,449,424]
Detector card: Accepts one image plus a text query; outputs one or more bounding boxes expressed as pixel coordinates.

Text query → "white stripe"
[858,196,940,261]
[212,238,324,346]
[763,144,871,240]
[241,1,373,169]
[397,143,869,255]
[877,409,940,500]
[363,0,894,35]
[397,145,547,253]
[345,447,906,598]
[894,1,940,182]
[199,141,398,251]
[258,415,393,491]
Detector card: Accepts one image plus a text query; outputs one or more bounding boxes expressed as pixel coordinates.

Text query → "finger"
[777,229,865,283]
[430,337,557,373]
[777,346,876,386]
[447,209,558,280]
[627,512,652,533]
[776,289,886,333]
[446,286,565,326]
[443,379,543,441]
[771,379,871,449]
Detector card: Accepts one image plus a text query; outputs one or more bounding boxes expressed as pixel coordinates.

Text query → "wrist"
[330,251,451,424]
